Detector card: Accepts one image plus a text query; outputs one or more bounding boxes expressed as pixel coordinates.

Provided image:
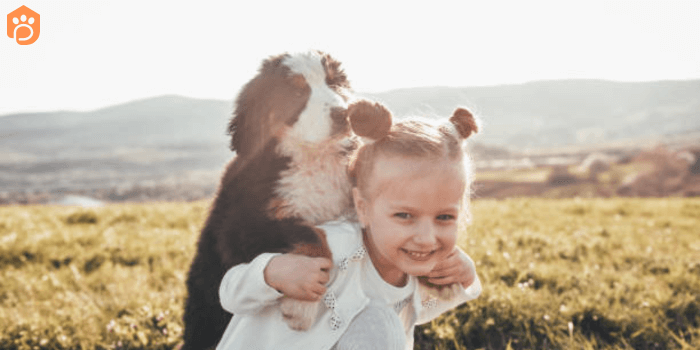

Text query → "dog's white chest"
[273,150,353,225]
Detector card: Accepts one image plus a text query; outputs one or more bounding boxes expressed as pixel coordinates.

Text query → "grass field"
[1,198,698,349]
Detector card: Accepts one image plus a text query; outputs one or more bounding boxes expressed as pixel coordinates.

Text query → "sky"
[1,0,700,116]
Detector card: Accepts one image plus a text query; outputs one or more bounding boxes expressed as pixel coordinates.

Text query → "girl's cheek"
[442,230,458,249]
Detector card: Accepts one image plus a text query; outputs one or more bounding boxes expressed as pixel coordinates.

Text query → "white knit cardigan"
[216,221,482,350]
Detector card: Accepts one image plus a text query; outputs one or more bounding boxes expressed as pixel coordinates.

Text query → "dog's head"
[229,51,353,159]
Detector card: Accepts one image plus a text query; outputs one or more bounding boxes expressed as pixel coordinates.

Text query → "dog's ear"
[320,52,350,90]
[229,54,288,156]
[228,85,279,157]
[348,100,393,142]
[228,109,243,152]
[229,91,263,155]
[449,107,479,139]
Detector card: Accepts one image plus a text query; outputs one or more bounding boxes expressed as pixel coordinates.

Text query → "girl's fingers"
[317,270,330,284]
[311,283,326,298]
[428,267,476,287]
[427,275,457,285]
[428,263,462,278]
[296,291,318,301]
[298,291,319,301]
[314,257,333,271]
[430,250,460,272]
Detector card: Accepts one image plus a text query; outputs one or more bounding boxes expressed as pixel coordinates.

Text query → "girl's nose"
[412,220,438,247]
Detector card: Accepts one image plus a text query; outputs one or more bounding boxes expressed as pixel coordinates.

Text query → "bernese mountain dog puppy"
[182,51,391,350]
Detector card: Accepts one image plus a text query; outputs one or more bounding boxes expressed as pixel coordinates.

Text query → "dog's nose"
[330,107,349,123]
[329,106,351,136]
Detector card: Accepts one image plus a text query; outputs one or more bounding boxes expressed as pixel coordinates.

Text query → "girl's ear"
[449,108,479,139]
[352,187,369,227]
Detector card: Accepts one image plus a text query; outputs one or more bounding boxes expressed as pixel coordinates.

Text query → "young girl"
[216,107,482,350]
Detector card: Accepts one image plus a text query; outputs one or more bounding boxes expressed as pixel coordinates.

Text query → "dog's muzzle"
[330,107,351,136]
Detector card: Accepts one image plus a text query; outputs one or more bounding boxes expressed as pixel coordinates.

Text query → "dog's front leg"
[279,226,332,331]
[280,297,324,331]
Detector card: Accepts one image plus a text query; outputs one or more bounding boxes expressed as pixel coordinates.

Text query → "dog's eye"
[290,74,307,89]
[289,74,308,98]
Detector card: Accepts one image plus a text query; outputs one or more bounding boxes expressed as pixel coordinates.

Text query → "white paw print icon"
[12,14,35,41]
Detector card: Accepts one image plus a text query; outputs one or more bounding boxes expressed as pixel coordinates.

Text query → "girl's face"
[353,155,466,287]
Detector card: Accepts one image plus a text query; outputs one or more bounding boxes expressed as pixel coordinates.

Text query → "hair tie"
[348,100,393,143]
[449,108,479,139]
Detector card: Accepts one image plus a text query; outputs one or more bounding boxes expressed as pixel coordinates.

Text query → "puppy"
[182,51,391,350]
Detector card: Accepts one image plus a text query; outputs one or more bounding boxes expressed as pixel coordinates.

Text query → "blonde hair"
[348,115,478,228]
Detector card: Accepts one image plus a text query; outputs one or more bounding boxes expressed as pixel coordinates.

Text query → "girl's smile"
[402,249,434,260]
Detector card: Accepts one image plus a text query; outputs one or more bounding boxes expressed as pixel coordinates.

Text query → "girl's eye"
[394,212,411,219]
[436,214,456,221]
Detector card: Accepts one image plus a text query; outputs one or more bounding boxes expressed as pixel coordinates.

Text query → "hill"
[0,95,232,149]
[1,80,699,203]
[3,80,699,149]
[362,79,700,147]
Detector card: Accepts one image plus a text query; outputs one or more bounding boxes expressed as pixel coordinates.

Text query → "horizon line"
[2,77,700,118]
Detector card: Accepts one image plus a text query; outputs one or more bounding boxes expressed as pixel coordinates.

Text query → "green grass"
[1,198,699,349]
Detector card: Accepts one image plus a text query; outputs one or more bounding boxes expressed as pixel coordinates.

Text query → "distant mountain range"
[2,79,698,152]
[1,79,699,197]
[0,95,232,150]
[363,79,700,147]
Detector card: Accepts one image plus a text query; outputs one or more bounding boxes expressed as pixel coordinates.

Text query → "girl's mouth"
[402,249,435,261]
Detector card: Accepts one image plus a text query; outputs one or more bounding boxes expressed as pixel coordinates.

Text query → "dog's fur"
[182,51,391,350]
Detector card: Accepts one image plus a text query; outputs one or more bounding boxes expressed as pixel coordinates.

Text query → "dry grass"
[1,198,699,349]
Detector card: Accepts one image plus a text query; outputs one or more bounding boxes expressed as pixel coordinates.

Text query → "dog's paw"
[280,297,321,331]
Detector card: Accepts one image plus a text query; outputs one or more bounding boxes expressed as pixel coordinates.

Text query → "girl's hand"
[264,254,332,301]
[426,248,476,289]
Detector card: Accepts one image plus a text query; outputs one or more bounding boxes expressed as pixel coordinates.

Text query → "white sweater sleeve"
[415,248,482,325]
[219,253,284,315]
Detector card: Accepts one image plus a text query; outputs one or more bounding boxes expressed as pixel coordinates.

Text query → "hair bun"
[348,100,393,141]
[449,108,479,139]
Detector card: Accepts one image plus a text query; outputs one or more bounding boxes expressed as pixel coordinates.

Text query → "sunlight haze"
[1,0,699,116]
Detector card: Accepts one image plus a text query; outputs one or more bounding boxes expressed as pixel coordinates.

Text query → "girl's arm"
[219,253,332,315]
[219,253,284,315]
[415,248,482,325]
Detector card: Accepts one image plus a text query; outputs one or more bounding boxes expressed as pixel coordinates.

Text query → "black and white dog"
[182,51,391,350]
